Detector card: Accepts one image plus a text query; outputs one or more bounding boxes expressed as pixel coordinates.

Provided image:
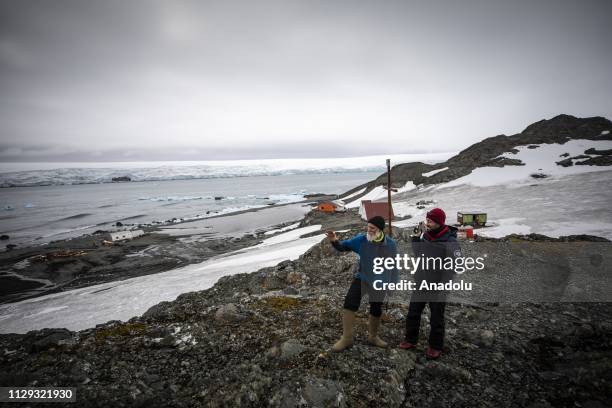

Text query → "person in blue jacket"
[326,215,398,352]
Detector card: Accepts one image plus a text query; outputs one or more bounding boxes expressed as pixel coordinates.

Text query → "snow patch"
[257,225,321,246]
[342,187,366,202]
[264,222,301,235]
[23,306,69,319]
[13,259,31,270]
[422,167,448,177]
[0,228,324,333]
[389,170,612,240]
[476,218,531,238]
[440,139,612,188]
[346,186,385,208]
[346,182,416,208]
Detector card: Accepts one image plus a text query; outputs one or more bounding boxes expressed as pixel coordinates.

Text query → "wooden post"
[386,158,392,237]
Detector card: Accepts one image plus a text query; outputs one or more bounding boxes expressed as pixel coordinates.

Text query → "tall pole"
[386,158,392,237]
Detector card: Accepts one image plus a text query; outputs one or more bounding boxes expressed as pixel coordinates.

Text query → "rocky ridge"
[340,114,612,200]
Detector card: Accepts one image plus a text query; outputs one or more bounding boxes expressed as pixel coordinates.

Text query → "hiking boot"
[426,347,442,359]
[399,341,417,350]
[332,309,355,352]
[367,315,388,348]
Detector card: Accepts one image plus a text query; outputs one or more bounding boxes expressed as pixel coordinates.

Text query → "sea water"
[0,153,453,247]
[0,172,380,247]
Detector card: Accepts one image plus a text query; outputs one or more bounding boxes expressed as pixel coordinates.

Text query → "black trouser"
[343,278,382,317]
[405,297,446,350]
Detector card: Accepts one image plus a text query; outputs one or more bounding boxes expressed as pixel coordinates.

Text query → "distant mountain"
[341,114,612,200]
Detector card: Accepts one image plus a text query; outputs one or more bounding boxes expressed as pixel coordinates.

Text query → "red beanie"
[426,208,446,226]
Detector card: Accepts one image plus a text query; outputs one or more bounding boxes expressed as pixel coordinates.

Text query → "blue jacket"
[333,234,398,286]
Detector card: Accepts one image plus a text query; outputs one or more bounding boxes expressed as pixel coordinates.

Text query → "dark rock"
[214,303,244,322]
[530,173,549,179]
[416,200,435,206]
[556,158,574,167]
[303,377,345,408]
[0,235,9,240]
[576,155,612,166]
[426,361,473,382]
[142,301,174,322]
[111,176,131,182]
[480,329,495,347]
[6,244,16,250]
[115,222,123,227]
[277,260,292,270]
[30,329,74,352]
[263,272,286,290]
[465,328,495,347]
[557,153,598,167]
[304,193,333,199]
[280,339,307,359]
[584,147,612,155]
[484,157,525,167]
[157,335,177,348]
[559,235,610,242]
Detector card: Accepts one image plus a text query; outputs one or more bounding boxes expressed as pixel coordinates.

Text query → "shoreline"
[0,199,343,305]
[0,200,312,304]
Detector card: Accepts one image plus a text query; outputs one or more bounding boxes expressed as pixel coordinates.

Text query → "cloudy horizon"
[1,0,611,162]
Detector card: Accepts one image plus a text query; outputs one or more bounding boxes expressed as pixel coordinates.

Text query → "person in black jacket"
[399,208,461,359]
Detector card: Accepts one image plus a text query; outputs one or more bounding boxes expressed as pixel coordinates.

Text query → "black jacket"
[411,225,461,286]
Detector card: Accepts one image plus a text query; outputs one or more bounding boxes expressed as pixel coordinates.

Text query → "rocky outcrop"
[111,176,131,182]
[577,155,612,166]
[1,229,610,407]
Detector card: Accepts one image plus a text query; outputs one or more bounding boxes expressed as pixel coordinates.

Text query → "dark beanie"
[368,216,386,232]
[426,208,446,226]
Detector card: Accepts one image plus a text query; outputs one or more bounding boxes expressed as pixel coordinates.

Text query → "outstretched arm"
[327,231,363,254]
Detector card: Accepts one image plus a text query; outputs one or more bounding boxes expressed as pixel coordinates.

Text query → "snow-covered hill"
[392,170,612,239]
[442,139,612,188]
[342,115,612,239]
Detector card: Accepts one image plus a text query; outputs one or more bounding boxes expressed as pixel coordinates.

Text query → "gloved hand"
[412,221,426,236]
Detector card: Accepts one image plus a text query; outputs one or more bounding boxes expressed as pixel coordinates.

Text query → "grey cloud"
[1,0,611,161]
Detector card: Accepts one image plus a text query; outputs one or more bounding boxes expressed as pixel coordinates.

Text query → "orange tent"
[317,200,346,213]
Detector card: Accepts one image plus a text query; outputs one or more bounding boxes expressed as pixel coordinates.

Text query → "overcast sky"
[1,0,611,162]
